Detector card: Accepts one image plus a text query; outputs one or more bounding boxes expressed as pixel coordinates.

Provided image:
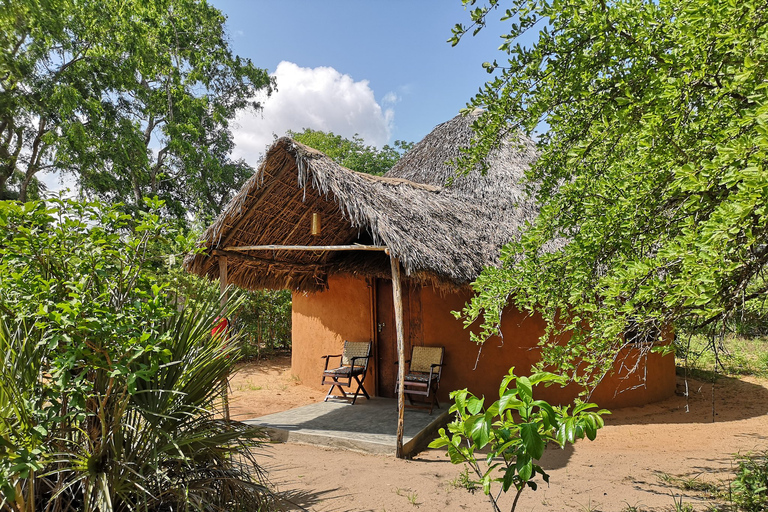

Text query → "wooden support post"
[391,255,406,458]
[219,256,228,309]
[218,256,230,422]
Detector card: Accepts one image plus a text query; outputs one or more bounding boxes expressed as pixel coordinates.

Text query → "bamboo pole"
[212,248,328,269]
[223,244,388,252]
[391,255,406,458]
[219,256,230,422]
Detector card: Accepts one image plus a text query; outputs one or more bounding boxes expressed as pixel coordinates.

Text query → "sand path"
[230,356,768,511]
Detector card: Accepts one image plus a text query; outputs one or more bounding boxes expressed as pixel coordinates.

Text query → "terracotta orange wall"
[419,285,675,408]
[420,286,545,404]
[588,345,676,407]
[293,278,676,408]
[291,275,375,396]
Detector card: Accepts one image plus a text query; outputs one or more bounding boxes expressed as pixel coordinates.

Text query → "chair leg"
[350,375,370,405]
[357,374,371,399]
[429,393,440,415]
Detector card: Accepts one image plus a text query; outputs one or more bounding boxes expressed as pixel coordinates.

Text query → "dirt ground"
[229,356,768,511]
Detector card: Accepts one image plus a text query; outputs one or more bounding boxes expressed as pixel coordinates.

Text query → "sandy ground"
[229,356,768,512]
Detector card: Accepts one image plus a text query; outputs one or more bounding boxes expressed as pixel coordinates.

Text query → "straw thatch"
[184,111,539,292]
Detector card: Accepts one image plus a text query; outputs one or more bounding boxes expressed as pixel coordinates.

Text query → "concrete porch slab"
[243,397,450,457]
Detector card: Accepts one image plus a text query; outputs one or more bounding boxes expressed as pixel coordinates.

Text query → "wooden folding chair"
[396,346,444,414]
[321,340,372,404]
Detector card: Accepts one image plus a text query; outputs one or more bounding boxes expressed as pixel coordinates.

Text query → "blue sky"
[210,1,515,162]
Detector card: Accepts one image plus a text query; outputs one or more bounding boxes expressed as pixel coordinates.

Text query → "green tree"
[287,128,413,176]
[0,0,273,219]
[453,0,768,389]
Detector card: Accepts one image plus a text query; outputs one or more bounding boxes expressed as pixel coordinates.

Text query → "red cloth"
[211,317,229,338]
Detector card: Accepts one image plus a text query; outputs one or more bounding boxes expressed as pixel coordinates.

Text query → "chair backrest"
[341,341,372,366]
[410,346,444,373]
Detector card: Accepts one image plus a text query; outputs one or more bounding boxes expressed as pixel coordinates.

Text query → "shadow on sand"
[417,371,768,474]
[605,371,768,426]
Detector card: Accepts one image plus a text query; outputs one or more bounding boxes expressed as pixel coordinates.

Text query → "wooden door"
[375,279,398,397]
[375,279,423,397]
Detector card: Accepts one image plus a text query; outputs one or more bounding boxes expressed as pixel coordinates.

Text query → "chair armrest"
[350,355,370,371]
[321,354,342,371]
[427,364,443,384]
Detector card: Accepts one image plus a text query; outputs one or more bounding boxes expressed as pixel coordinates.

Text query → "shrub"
[731,451,768,512]
[0,198,273,511]
[430,368,609,512]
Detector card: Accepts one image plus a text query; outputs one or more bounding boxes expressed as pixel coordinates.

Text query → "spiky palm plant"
[39,294,273,512]
[0,320,50,512]
[0,199,276,511]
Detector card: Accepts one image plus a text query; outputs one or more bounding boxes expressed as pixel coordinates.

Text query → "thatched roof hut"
[183,111,678,414]
[183,111,539,291]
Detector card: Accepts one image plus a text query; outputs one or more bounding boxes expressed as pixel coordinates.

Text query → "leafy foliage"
[236,289,292,358]
[0,0,273,219]
[429,368,608,512]
[731,451,768,512]
[452,0,768,390]
[287,128,413,176]
[0,198,273,511]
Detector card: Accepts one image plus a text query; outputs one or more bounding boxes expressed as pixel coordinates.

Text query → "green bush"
[0,198,273,511]
[430,368,609,512]
[732,451,768,512]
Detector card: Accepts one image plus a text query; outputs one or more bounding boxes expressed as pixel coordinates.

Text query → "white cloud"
[382,91,400,106]
[39,170,77,198]
[231,61,394,163]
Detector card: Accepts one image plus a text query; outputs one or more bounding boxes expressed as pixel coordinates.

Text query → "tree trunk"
[19,119,47,202]
[0,125,24,197]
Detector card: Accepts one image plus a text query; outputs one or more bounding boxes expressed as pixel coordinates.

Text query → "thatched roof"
[184,111,539,292]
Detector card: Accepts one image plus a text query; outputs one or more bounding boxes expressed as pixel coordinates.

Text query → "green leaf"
[517,376,533,402]
[467,413,493,448]
[452,389,469,414]
[516,454,533,482]
[528,371,564,386]
[502,466,516,491]
[429,436,449,449]
[498,367,517,396]
[498,390,525,415]
[1,482,15,502]
[519,422,545,459]
[467,396,485,415]
[447,447,467,464]
[558,418,576,444]
[532,400,559,428]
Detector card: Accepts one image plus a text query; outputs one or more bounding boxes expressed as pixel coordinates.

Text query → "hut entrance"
[375,279,423,397]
